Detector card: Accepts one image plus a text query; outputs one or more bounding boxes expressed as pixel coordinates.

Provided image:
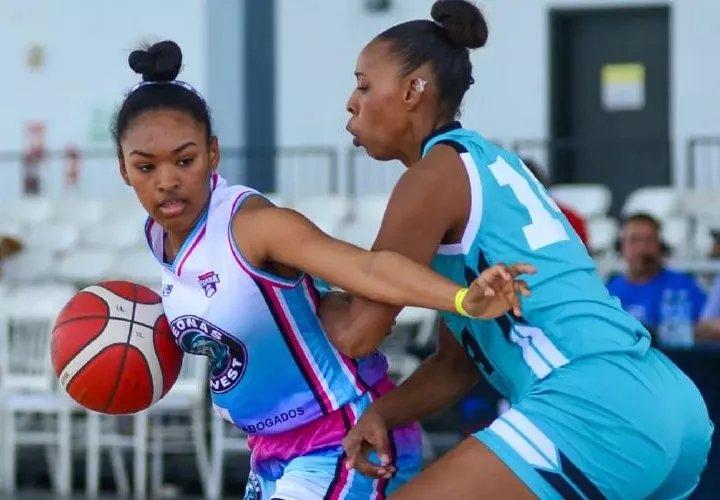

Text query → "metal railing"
[2,136,719,201]
[687,136,720,189]
[0,146,340,202]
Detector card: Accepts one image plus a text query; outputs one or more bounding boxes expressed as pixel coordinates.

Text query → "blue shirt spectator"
[607,269,706,330]
[607,213,706,346]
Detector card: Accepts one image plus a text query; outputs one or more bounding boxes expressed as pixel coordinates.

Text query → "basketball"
[50,280,184,415]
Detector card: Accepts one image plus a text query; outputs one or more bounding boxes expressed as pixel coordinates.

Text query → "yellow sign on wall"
[600,63,646,112]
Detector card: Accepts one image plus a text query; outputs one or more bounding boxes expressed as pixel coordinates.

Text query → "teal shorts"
[476,348,713,499]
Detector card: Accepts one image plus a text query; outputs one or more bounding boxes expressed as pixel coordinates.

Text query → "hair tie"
[127,80,205,101]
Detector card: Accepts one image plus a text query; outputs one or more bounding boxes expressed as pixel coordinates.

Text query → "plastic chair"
[0,284,77,496]
[550,184,612,219]
[621,187,681,220]
[54,250,116,286]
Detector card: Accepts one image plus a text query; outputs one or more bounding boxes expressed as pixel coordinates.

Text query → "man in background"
[607,213,706,347]
[522,158,589,248]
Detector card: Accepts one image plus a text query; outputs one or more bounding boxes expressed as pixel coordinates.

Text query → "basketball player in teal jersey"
[320,1,714,498]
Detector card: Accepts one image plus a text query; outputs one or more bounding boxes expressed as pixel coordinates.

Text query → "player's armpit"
[334,145,470,357]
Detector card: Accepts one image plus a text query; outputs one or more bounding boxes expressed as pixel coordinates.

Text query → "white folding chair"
[50,198,107,226]
[24,223,81,253]
[80,221,144,251]
[0,284,77,496]
[550,184,612,219]
[333,216,384,250]
[2,248,57,285]
[85,410,147,499]
[587,217,619,256]
[0,197,53,225]
[114,250,162,292]
[146,355,211,498]
[54,250,116,286]
[352,194,391,220]
[207,410,251,500]
[662,217,690,257]
[0,221,23,239]
[621,187,681,220]
[292,195,350,235]
[104,200,148,226]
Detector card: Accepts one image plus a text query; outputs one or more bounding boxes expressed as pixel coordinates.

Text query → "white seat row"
[0,196,147,227]
[3,187,720,277]
[3,249,160,290]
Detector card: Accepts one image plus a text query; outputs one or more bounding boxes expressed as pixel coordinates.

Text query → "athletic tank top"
[144,174,389,435]
[425,123,651,402]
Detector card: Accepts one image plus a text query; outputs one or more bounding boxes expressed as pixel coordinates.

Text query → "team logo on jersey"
[170,315,248,393]
[161,284,173,297]
[243,472,262,500]
[198,271,220,298]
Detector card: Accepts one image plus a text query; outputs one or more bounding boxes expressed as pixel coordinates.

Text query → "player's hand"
[462,263,536,318]
[343,407,396,479]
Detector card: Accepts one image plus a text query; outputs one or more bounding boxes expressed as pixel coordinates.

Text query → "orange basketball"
[51,280,183,414]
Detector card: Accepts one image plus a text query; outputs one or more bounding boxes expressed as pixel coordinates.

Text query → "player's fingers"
[492,263,513,282]
[514,280,531,297]
[510,264,537,277]
[343,435,364,466]
[468,276,494,297]
[349,453,386,478]
[370,432,392,467]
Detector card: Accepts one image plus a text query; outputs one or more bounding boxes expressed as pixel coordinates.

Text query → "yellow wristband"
[455,287,473,317]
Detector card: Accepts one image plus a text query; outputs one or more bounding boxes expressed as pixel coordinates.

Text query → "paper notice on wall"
[600,63,646,111]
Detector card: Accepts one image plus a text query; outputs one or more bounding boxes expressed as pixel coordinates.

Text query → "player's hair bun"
[431,0,488,49]
[128,40,183,82]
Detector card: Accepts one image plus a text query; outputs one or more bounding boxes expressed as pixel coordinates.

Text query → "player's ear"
[118,157,131,186]
[208,136,220,173]
[402,73,428,111]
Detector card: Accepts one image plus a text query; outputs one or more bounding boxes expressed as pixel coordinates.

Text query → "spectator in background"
[522,158,590,248]
[695,276,720,341]
[708,229,720,259]
[0,234,22,280]
[607,213,706,348]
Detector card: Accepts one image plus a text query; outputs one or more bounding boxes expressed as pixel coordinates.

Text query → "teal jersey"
[427,123,650,402]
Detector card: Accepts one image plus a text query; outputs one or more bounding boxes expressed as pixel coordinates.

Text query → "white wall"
[0,0,207,197]
[276,0,719,188]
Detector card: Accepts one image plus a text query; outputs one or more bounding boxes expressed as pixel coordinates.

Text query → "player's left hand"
[462,263,536,318]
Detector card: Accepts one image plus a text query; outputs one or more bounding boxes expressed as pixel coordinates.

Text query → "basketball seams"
[132,283,159,403]
[53,280,180,415]
[53,315,157,332]
[126,344,155,410]
[52,314,110,374]
[101,283,142,413]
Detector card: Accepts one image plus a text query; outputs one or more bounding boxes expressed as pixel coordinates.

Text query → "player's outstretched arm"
[231,199,531,319]
[323,144,484,357]
[343,322,479,478]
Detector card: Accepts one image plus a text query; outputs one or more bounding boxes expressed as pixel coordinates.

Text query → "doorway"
[550,6,671,215]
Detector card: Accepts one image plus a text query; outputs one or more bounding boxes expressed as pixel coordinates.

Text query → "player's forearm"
[356,250,460,313]
[319,295,397,358]
[372,352,479,430]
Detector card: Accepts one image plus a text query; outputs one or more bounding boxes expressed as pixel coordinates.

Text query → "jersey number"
[488,157,569,251]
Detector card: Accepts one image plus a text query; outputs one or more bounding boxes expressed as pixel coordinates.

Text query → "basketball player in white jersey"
[114,40,534,499]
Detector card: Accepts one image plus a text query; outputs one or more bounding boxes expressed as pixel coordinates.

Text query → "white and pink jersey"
[144,174,390,441]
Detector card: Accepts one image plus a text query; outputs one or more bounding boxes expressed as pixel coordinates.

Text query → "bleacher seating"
[1,184,719,291]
